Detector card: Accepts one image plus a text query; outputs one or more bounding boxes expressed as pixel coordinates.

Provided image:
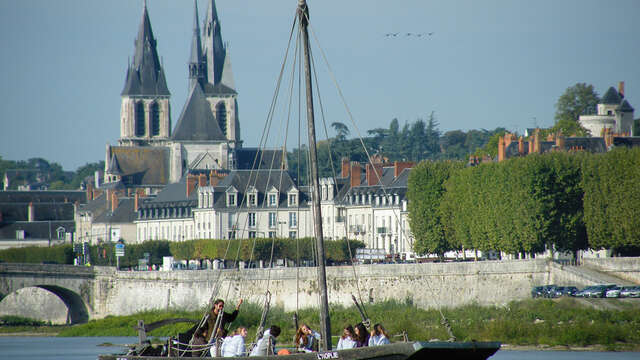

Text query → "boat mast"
[298,0,332,351]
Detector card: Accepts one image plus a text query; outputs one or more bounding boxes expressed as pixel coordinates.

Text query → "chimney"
[350,162,361,187]
[134,192,139,212]
[619,81,625,98]
[111,192,119,212]
[534,130,541,153]
[498,135,505,162]
[394,161,414,178]
[518,136,524,155]
[556,134,565,150]
[209,170,215,186]
[504,133,514,149]
[87,182,94,201]
[198,173,207,187]
[28,202,35,222]
[341,158,350,178]
[186,174,197,197]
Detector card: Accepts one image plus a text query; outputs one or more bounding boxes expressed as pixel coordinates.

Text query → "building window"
[248,212,256,228]
[150,102,160,136]
[249,231,256,239]
[268,193,277,207]
[289,231,297,239]
[228,193,236,206]
[268,231,276,238]
[228,231,236,239]
[289,212,297,227]
[216,102,227,137]
[248,193,256,206]
[228,213,235,229]
[269,212,277,228]
[135,101,145,136]
[288,193,297,206]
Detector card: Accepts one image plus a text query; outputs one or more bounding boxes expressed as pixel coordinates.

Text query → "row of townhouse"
[128,159,416,257]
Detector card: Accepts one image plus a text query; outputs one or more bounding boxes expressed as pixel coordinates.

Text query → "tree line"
[408,147,640,258]
[0,156,104,190]
[287,113,505,182]
[0,238,365,267]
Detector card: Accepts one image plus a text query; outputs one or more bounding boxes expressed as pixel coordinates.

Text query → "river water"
[1,336,639,360]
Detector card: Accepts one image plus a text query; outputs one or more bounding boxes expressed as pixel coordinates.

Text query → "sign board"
[115,242,125,257]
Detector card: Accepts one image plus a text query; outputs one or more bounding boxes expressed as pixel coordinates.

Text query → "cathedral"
[103,0,283,194]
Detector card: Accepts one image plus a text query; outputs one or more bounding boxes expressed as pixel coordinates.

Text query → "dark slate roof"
[0,191,85,204]
[389,168,411,188]
[107,153,124,175]
[505,141,528,158]
[121,3,170,96]
[171,84,226,141]
[0,220,76,241]
[203,0,234,89]
[147,177,197,204]
[93,198,137,224]
[77,193,108,217]
[202,82,237,96]
[562,137,607,153]
[612,137,640,148]
[0,202,75,223]
[213,170,309,209]
[108,147,169,186]
[620,100,634,112]
[601,87,622,105]
[235,148,287,170]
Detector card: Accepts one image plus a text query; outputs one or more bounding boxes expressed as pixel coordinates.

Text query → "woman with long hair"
[354,322,370,347]
[221,327,247,357]
[368,323,390,346]
[336,325,357,350]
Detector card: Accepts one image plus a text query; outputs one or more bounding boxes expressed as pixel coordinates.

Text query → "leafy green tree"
[407,160,464,257]
[554,83,599,136]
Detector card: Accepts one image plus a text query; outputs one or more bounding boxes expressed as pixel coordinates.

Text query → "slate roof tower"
[201,0,241,149]
[119,0,171,146]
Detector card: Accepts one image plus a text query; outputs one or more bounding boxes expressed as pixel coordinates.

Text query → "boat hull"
[98,341,500,360]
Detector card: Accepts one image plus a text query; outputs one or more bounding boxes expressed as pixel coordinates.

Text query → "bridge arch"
[0,285,89,324]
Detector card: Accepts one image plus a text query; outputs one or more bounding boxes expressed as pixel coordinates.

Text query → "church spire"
[189,0,205,88]
[121,0,169,96]
[202,0,234,91]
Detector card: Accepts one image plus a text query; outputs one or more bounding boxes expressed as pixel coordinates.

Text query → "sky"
[1,0,639,171]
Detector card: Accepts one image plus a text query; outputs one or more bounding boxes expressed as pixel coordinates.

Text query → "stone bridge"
[1,259,634,324]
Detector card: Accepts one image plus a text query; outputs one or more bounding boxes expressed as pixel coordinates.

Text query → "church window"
[135,101,145,136]
[216,102,227,136]
[150,102,160,136]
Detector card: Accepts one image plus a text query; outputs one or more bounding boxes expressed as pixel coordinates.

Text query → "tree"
[554,83,599,136]
[330,122,350,141]
[407,160,464,257]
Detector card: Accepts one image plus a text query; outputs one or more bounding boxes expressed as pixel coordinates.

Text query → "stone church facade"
[103,0,279,194]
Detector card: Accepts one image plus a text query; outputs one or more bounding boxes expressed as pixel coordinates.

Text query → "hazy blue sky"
[1,0,639,171]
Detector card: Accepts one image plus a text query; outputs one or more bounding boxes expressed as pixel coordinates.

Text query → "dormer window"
[228,193,236,206]
[288,193,297,206]
[248,193,257,207]
[269,194,277,206]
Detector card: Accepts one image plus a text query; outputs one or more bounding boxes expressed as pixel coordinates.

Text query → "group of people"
[191,298,390,357]
[336,323,390,350]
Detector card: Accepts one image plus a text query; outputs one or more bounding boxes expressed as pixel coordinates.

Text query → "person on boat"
[203,298,243,340]
[354,322,370,347]
[295,323,321,352]
[249,325,281,356]
[336,325,357,350]
[220,327,248,357]
[208,328,228,357]
[368,323,390,346]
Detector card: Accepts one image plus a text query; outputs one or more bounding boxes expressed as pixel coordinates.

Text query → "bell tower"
[119,0,171,146]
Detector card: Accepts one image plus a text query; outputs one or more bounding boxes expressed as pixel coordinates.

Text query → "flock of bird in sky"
[384,32,434,38]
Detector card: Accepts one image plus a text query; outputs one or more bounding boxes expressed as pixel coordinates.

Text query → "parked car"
[531,286,544,298]
[554,286,578,297]
[577,284,617,298]
[620,286,640,298]
[605,286,622,298]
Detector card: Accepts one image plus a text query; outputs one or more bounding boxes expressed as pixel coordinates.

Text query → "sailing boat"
[100,1,500,359]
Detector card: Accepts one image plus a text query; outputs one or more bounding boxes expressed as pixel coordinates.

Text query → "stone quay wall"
[91,259,550,318]
[582,257,640,283]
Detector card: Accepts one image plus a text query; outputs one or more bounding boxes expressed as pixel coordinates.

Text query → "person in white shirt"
[295,323,322,352]
[249,325,281,356]
[336,325,357,350]
[368,323,390,346]
[220,327,247,357]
